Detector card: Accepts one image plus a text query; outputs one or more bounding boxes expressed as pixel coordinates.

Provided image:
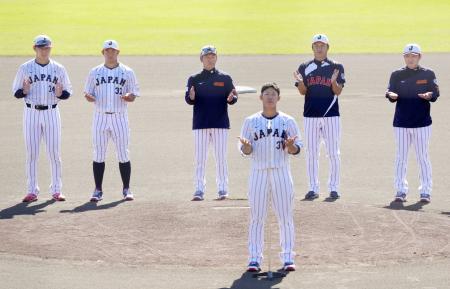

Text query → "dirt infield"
[1,54,450,289]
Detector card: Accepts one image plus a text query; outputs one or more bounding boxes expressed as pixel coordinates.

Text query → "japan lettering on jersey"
[12,59,72,105]
[84,63,139,113]
[240,112,303,169]
[298,58,345,117]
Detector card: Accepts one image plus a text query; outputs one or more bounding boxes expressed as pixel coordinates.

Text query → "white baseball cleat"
[217,191,229,200]
[90,189,103,202]
[283,262,296,271]
[123,188,134,201]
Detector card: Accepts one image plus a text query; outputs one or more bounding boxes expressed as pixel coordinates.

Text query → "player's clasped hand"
[293,70,303,82]
[121,93,136,102]
[55,82,63,98]
[387,92,399,100]
[284,136,299,154]
[331,68,339,83]
[189,86,195,101]
[227,88,237,102]
[84,93,96,102]
[418,92,432,100]
[22,79,31,95]
[238,136,252,155]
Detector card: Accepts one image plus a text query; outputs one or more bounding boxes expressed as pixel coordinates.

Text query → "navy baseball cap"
[200,45,217,57]
[34,35,52,47]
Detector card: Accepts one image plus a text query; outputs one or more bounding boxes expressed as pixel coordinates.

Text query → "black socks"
[93,161,105,191]
[119,161,131,190]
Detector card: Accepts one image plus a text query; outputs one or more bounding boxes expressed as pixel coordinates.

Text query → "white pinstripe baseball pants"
[93,112,130,163]
[193,128,228,193]
[23,106,62,194]
[394,126,432,195]
[248,166,295,264]
[304,116,341,193]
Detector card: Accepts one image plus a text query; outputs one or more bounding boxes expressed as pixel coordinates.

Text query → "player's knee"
[26,152,39,161]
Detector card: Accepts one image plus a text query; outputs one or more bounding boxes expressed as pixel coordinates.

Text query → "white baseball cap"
[312,34,329,44]
[34,34,52,47]
[403,43,421,55]
[103,40,120,51]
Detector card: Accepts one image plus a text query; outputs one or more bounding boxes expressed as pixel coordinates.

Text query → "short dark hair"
[261,82,280,95]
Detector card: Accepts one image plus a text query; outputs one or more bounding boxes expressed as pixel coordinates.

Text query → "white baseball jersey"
[304,116,341,193]
[240,112,303,169]
[84,63,139,113]
[12,58,72,195]
[84,63,139,163]
[239,111,302,264]
[12,59,72,105]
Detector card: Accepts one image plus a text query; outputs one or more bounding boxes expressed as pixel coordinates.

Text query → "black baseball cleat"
[329,191,340,199]
[304,191,319,200]
[191,190,204,201]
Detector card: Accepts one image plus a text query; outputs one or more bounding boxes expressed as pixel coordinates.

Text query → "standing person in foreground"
[386,44,439,203]
[293,34,345,200]
[239,82,302,272]
[12,35,72,203]
[185,45,238,201]
[84,40,140,202]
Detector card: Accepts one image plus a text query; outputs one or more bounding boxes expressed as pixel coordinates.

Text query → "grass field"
[0,0,449,55]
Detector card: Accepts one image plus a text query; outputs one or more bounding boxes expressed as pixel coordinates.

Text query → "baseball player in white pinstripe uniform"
[84,40,139,202]
[239,82,302,273]
[12,35,72,203]
[386,44,439,203]
[294,34,345,200]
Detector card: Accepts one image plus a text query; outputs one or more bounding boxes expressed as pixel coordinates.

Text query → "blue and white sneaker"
[329,191,340,199]
[191,190,204,201]
[247,261,261,272]
[304,191,319,200]
[217,190,229,200]
[420,193,431,203]
[123,188,134,201]
[394,192,407,202]
[283,261,296,271]
[90,189,103,202]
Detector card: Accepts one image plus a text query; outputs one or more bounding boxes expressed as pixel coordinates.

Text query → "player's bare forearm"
[297,84,307,95]
[331,82,343,96]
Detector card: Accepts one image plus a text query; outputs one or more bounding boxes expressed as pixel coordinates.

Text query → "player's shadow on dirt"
[219,270,288,289]
[442,211,450,217]
[60,200,126,213]
[383,201,428,211]
[0,200,55,219]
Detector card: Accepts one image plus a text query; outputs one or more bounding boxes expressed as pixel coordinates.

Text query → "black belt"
[26,103,57,110]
